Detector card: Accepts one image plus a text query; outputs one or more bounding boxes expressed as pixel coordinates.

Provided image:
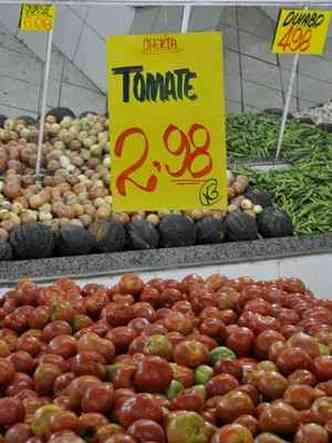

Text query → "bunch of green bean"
[248,167,332,234]
[226,113,332,163]
[227,112,332,234]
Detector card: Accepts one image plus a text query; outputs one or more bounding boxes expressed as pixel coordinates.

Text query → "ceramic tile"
[0,47,41,84]
[86,5,134,38]
[58,83,105,116]
[74,25,106,92]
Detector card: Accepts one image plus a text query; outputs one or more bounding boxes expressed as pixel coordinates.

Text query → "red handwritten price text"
[22,15,53,30]
[114,123,213,197]
[277,26,312,52]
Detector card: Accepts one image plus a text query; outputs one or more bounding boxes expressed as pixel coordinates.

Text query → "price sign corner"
[272,8,331,55]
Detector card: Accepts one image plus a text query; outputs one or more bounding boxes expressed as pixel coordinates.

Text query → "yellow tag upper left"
[19,4,56,32]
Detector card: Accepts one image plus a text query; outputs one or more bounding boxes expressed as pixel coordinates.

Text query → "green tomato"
[191,384,207,401]
[195,365,214,385]
[31,404,61,436]
[319,344,330,356]
[105,363,122,381]
[144,334,173,360]
[166,411,212,443]
[167,380,184,399]
[209,346,236,366]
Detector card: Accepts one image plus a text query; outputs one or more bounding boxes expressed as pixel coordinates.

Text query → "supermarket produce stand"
[0,233,331,298]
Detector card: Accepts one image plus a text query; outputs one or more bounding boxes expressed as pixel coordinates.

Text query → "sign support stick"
[181,5,191,33]
[35,28,53,177]
[275,53,299,160]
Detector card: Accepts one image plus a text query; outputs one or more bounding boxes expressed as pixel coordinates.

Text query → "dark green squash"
[10,223,55,259]
[257,207,294,238]
[159,215,196,248]
[56,225,95,256]
[0,115,7,128]
[46,107,76,123]
[0,240,13,261]
[196,217,225,245]
[244,188,273,208]
[225,210,258,241]
[79,111,97,118]
[89,220,126,253]
[127,219,159,250]
[17,115,37,125]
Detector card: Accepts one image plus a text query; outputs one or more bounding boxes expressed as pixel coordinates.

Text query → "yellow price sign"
[107,32,227,212]
[19,4,56,32]
[272,9,331,55]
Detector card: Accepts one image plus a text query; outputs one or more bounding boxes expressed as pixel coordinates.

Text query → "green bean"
[227,112,332,234]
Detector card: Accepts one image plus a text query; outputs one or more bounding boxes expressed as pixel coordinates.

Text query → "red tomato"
[313,356,332,382]
[206,374,239,398]
[211,423,254,443]
[226,327,254,356]
[134,356,172,393]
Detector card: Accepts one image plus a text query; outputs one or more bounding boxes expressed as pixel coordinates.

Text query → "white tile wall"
[73,26,106,92]
[59,83,105,116]
[0,47,41,83]
[0,76,39,112]
[243,82,283,110]
[86,6,135,38]
[0,4,20,31]
[53,6,86,60]
[0,27,105,118]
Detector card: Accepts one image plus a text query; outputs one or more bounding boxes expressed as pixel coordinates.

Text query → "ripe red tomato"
[258,400,299,433]
[119,273,144,296]
[115,393,163,427]
[0,397,25,426]
[211,423,254,443]
[288,332,321,359]
[254,370,288,400]
[226,327,254,356]
[283,384,323,410]
[43,321,72,343]
[81,383,113,413]
[173,340,209,368]
[206,374,239,398]
[276,347,312,375]
[134,356,172,392]
[254,330,285,359]
[295,423,329,443]
[313,356,332,382]
[288,369,317,386]
[216,391,255,423]
[48,335,77,359]
[234,415,259,436]
[214,358,243,380]
[5,423,32,443]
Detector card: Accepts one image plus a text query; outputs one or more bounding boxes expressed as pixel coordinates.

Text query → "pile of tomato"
[0,273,332,443]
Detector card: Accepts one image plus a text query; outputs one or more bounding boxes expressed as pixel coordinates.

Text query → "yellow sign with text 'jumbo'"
[19,4,56,32]
[272,9,331,54]
[107,32,227,212]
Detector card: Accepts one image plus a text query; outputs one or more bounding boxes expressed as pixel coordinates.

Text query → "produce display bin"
[1,3,332,443]
[1,1,332,286]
